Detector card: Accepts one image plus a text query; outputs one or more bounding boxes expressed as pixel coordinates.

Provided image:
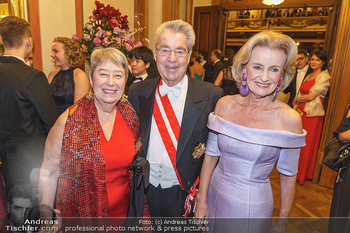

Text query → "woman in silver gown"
[195,31,306,233]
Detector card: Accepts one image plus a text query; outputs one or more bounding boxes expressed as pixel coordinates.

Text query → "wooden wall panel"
[186,0,193,24]
[134,0,149,47]
[174,0,180,20]
[28,0,42,71]
[163,0,172,22]
[75,0,83,39]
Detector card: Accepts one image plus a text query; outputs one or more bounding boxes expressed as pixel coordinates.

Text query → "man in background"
[0,16,58,197]
[284,49,312,107]
[125,46,156,94]
[210,49,224,84]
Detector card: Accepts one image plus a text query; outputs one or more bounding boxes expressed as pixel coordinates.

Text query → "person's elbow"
[338,132,350,143]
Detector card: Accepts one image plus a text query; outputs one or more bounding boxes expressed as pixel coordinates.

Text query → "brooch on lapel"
[86,88,94,100]
[120,94,128,103]
[192,143,205,159]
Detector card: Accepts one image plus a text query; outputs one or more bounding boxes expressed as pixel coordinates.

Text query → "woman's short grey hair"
[90,47,129,80]
[232,30,297,92]
[154,19,195,51]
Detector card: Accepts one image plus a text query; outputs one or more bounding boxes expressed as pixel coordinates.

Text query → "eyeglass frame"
[155,47,190,58]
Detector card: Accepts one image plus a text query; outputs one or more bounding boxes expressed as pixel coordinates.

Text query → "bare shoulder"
[214,95,237,116]
[48,69,60,83]
[277,102,303,134]
[73,68,89,80]
[44,110,69,162]
[53,110,69,133]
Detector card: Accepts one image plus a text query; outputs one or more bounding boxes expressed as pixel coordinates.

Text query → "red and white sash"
[152,79,199,217]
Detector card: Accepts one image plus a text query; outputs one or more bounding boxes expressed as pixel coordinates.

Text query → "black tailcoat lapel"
[176,77,206,163]
[138,77,160,155]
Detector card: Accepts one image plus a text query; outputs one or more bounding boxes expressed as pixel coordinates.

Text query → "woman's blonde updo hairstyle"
[232,30,297,92]
[53,37,84,68]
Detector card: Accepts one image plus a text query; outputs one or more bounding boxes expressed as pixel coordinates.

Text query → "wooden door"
[193,6,227,58]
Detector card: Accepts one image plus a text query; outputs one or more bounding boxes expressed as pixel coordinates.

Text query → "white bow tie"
[158,84,181,98]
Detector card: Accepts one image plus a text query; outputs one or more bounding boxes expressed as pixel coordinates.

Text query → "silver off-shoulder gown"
[205,113,306,233]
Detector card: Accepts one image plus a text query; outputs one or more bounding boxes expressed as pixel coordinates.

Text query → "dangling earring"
[272,79,281,102]
[239,73,249,96]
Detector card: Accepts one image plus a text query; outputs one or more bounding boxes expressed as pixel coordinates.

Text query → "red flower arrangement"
[72,1,142,58]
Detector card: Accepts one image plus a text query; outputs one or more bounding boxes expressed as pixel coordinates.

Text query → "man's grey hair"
[154,19,195,51]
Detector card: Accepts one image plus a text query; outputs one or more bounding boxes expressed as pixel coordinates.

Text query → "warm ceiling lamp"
[262,0,284,6]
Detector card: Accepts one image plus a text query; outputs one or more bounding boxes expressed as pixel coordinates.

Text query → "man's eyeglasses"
[156,48,189,57]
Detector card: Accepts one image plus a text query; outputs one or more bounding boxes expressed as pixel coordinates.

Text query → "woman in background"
[293,49,331,184]
[147,58,160,79]
[39,48,142,218]
[328,106,350,233]
[189,51,205,81]
[195,31,306,233]
[214,50,239,95]
[48,37,90,114]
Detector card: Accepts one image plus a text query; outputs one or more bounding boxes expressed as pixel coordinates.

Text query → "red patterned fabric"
[57,92,141,217]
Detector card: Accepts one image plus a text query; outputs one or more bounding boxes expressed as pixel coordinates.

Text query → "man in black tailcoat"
[128,20,223,217]
[0,16,58,197]
[210,49,224,84]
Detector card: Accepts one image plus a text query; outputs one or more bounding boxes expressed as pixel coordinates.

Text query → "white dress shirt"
[133,73,148,83]
[3,55,26,63]
[296,65,309,96]
[147,75,188,189]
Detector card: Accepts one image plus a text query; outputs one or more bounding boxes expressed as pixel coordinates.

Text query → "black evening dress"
[50,68,75,115]
[221,67,239,96]
[328,106,350,233]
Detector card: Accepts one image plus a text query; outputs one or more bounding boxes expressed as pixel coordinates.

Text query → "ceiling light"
[262,0,284,6]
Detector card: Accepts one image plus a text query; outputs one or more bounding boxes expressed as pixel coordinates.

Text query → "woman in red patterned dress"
[39,48,144,218]
[293,49,331,184]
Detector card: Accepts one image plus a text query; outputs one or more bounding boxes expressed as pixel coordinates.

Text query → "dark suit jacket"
[211,60,225,83]
[202,61,213,83]
[284,66,313,107]
[128,76,224,191]
[0,56,58,194]
[125,72,157,95]
[125,75,148,95]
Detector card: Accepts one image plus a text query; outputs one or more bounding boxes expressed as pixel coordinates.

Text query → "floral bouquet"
[72,0,142,59]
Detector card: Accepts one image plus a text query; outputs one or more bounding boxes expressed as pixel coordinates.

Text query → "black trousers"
[145,184,187,217]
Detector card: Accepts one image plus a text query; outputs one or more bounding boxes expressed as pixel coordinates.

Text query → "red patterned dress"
[56,93,142,217]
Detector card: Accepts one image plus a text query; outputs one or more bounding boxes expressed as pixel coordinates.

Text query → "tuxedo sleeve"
[128,85,137,109]
[26,70,58,134]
